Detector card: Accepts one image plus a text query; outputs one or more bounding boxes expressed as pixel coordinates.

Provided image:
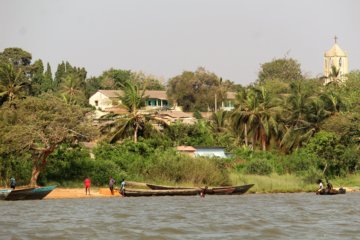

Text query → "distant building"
[323,36,349,84]
[221,92,236,111]
[143,90,169,110]
[89,90,123,110]
[176,146,196,156]
[176,146,227,158]
[194,147,227,158]
[153,111,196,125]
[89,89,170,111]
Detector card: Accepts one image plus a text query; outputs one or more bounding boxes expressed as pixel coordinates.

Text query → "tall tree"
[257,58,303,84]
[231,87,279,151]
[167,67,229,111]
[59,73,86,105]
[0,48,32,67]
[30,59,45,95]
[0,63,30,105]
[0,94,96,186]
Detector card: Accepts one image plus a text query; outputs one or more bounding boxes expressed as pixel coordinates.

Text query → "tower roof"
[325,43,347,57]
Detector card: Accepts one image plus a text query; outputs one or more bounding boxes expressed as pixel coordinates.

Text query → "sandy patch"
[45,188,121,199]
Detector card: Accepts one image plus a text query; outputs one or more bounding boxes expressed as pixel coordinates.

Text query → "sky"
[1,0,359,85]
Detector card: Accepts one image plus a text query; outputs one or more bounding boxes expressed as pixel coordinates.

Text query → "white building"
[323,36,349,84]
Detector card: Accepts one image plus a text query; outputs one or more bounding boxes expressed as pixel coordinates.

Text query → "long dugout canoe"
[208,184,255,195]
[146,183,255,195]
[124,188,201,197]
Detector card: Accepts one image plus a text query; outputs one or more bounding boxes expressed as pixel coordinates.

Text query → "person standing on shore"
[84,177,91,195]
[120,178,126,196]
[10,177,16,190]
[109,176,116,195]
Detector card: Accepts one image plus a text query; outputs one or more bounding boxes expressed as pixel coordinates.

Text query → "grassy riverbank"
[229,173,360,193]
[39,173,360,194]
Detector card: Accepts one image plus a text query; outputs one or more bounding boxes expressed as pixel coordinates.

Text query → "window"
[95,100,98,106]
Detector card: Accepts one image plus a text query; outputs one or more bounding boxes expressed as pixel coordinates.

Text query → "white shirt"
[319,182,323,189]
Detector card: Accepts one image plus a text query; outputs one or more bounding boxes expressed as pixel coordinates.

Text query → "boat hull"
[5,186,57,201]
[316,188,346,195]
[0,189,12,200]
[207,184,255,195]
[146,184,194,190]
[124,188,201,197]
[124,184,254,197]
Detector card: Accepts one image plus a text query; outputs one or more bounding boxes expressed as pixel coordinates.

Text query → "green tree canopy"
[167,67,232,112]
[0,94,97,186]
[257,58,303,84]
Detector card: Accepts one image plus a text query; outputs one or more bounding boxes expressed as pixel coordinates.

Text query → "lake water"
[1,192,360,240]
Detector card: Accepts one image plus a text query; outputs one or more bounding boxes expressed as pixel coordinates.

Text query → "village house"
[176,146,228,158]
[89,89,170,111]
[221,92,236,111]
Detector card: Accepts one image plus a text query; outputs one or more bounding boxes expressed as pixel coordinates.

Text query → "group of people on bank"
[84,176,126,196]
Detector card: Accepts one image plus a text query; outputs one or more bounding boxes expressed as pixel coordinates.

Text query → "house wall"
[89,92,116,110]
[144,99,169,109]
[194,148,227,158]
[221,100,235,111]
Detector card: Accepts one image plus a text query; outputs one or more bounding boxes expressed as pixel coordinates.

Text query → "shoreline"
[44,188,122,199]
[42,186,359,200]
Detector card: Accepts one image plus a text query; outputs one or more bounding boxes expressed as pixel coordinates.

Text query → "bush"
[244,158,273,175]
[301,166,323,184]
[145,150,230,186]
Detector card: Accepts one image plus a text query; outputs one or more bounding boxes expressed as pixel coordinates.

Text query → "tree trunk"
[30,165,41,187]
[261,132,267,151]
[214,93,217,112]
[244,123,248,146]
[262,137,267,151]
[134,124,139,143]
[29,146,56,187]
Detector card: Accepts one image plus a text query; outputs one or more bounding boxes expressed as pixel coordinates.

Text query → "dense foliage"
[0,47,359,187]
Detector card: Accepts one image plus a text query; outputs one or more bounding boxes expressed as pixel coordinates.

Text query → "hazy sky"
[1,0,359,85]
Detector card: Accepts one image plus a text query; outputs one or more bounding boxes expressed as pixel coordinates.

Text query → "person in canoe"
[200,186,208,198]
[318,179,323,192]
[326,178,333,192]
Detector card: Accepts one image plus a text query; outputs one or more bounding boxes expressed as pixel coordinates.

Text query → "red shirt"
[84,178,91,188]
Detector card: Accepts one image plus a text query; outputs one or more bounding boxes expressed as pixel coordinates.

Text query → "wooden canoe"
[5,185,57,201]
[123,188,201,197]
[316,188,346,195]
[208,184,255,195]
[146,183,195,190]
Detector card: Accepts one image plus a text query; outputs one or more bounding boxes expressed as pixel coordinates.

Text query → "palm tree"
[104,81,146,143]
[279,81,327,152]
[59,74,85,105]
[210,110,228,133]
[231,87,279,151]
[324,65,341,86]
[0,63,29,105]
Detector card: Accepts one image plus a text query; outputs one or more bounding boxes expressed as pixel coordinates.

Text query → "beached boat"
[5,185,57,201]
[146,183,195,190]
[208,184,255,195]
[0,189,12,200]
[147,183,254,195]
[123,188,201,197]
[316,188,346,195]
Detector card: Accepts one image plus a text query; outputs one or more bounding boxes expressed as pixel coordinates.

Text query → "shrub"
[244,158,273,175]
